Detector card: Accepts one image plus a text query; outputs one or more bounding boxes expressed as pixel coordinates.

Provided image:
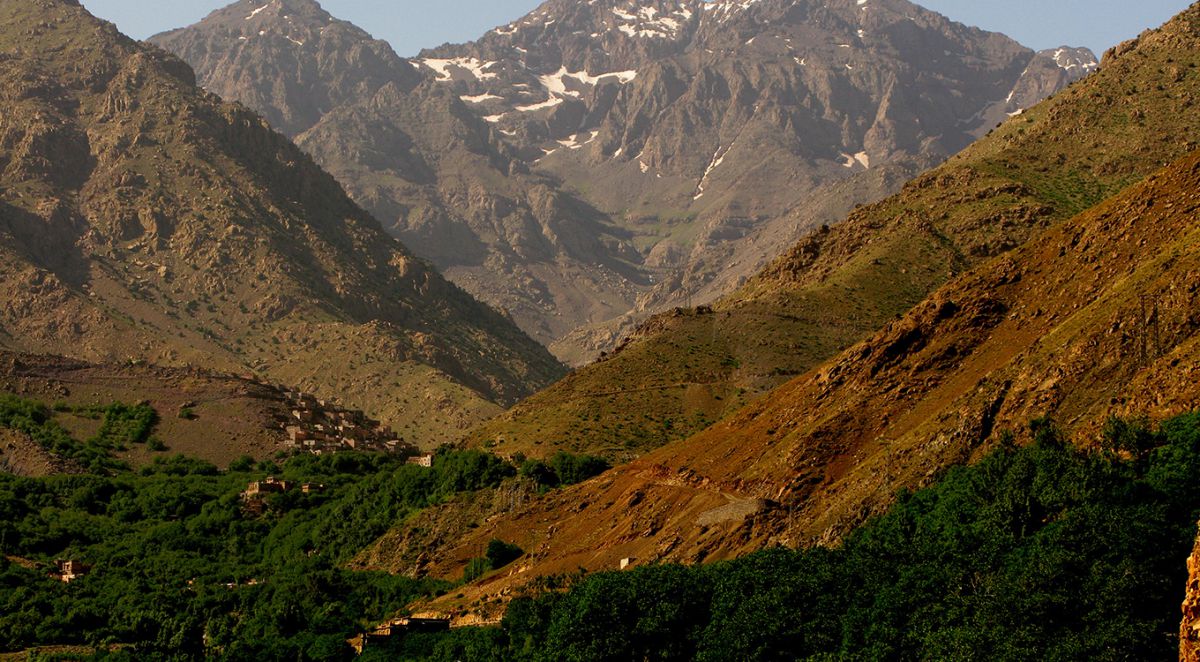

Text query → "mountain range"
[151,0,1096,364]
[461,7,1194,463]
[6,0,1200,655]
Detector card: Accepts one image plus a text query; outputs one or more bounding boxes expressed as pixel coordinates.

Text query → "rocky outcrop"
[1184,522,1200,661]
[1005,47,1098,114]
[151,0,423,137]
[0,428,84,477]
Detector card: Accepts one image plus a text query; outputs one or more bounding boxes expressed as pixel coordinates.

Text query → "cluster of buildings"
[276,389,418,456]
[347,617,451,655]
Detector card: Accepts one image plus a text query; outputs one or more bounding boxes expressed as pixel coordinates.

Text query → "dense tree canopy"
[0,446,520,659]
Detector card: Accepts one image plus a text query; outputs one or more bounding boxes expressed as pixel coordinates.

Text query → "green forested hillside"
[0,390,613,659]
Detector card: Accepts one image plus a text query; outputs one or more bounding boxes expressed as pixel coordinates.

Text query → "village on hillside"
[274,388,426,457]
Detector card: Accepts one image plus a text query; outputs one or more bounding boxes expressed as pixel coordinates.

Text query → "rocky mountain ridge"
[153,0,1096,363]
[0,0,564,445]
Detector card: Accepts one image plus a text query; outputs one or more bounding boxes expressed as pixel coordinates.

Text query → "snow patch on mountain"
[557,131,600,150]
[461,93,503,103]
[694,143,732,200]
[840,151,870,169]
[538,67,637,98]
[610,2,694,39]
[515,97,564,112]
[421,58,499,82]
[1051,47,1099,73]
[706,0,764,22]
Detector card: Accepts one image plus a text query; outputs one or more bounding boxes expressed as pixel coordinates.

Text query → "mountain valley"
[352,0,1200,624]
[2,0,1200,659]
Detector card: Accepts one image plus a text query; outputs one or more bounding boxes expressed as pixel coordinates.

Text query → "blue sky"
[81,0,1192,57]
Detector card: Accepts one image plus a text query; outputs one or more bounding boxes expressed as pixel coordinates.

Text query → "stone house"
[406,453,434,468]
[53,559,92,583]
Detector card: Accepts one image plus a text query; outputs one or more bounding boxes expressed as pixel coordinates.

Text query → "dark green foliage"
[462,557,491,584]
[50,401,161,449]
[518,459,558,488]
[1102,414,1159,461]
[8,409,1199,660]
[431,450,516,495]
[540,564,712,662]
[486,539,523,570]
[139,454,220,476]
[550,452,610,486]
[519,452,610,490]
[0,449,521,658]
[363,627,507,662]
[463,532,525,585]
[88,402,159,448]
[227,456,255,473]
[397,412,1200,661]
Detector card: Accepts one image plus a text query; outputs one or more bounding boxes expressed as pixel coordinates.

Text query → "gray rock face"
[1005,47,1099,115]
[153,0,1096,364]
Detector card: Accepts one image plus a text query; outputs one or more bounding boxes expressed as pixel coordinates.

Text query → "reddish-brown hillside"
[1183,521,1200,661]
[390,146,1200,624]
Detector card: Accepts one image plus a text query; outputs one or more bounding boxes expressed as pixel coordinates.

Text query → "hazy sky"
[81,0,1193,57]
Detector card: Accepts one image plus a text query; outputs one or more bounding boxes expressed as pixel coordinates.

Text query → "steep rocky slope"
[0,0,564,445]
[420,0,1096,362]
[467,2,1200,461]
[401,143,1200,625]
[153,0,1093,362]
